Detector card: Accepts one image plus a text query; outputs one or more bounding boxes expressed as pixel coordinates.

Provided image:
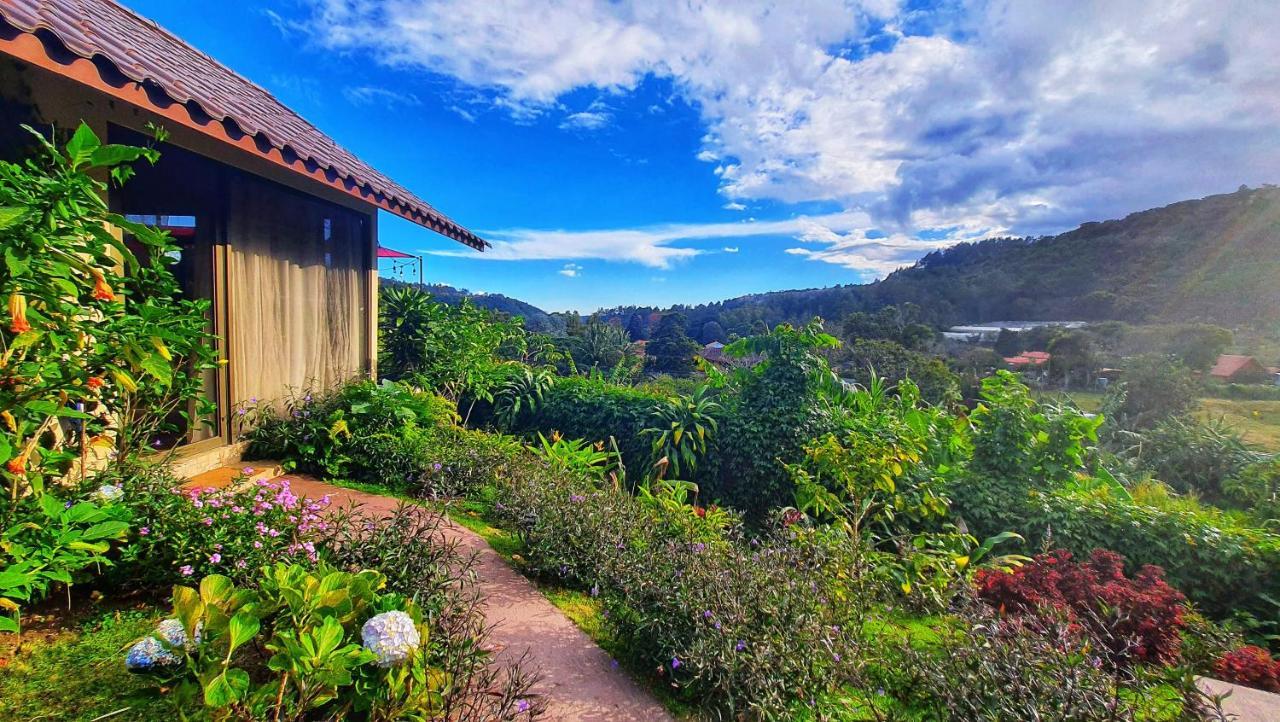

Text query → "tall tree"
[625,312,648,341]
[648,313,700,376]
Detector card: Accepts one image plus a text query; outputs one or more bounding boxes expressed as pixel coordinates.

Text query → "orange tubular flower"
[86,376,104,390]
[6,452,26,476]
[8,292,30,333]
[90,269,116,302]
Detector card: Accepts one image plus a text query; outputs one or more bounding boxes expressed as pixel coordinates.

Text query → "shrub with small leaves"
[1213,645,1280,693]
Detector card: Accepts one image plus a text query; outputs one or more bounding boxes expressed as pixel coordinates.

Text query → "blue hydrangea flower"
[156,618,201,650]
[361,611,420,668]
[125,636,181,672]
[95,484,124,503]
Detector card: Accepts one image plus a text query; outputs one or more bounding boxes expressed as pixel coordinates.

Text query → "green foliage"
[835,338,960,406]
[1047,330,1099,387]
[647,313,700,376]
[955,371,1103,539]
[1118,416,1263,501]
[642,385,720,478]
[532,432,618,482]
[493,364,554,428]
[245,380,456,486]
[0,492,130,633]
[1102,354,1200,430]
[709,320,841,519]
[1168,324,1234,370]
[1022,486,1280,623]
[0,122,216,488]
[138,563,536,721]
[489,454,857,719]
[569,320,632,371]
[839,304,936,350]
[377,286,524,401]
[500,373,669,474]
[1224,459,1280,522]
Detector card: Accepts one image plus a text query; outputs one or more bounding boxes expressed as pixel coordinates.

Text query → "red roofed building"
[1209,355,1272,383]
[1004,350,1052,369]
[0,0,486,471]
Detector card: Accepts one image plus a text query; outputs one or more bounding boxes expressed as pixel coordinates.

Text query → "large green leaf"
[228,612,259,651]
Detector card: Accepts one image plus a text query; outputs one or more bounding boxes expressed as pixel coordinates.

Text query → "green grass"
[1036,390,1280,452]
[1198,398,1280,452]
[0,609,171,722]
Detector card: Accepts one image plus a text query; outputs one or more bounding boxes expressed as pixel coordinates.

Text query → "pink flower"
[192,499,204,509]
[253,541,263,549]
[139,527,150,536]
[268,528,280,537]
[208,553,221,564]
[180,565,194,576]
[235,560,247,569]
[203,517,213,526]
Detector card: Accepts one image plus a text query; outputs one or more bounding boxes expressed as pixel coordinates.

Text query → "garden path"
[282,475,675,722]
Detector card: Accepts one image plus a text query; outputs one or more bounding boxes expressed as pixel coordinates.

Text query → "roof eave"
[0,17,487,251]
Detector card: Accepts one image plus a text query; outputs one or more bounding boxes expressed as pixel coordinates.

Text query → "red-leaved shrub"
[975,549,1187,665]
[1214,646,1280,693]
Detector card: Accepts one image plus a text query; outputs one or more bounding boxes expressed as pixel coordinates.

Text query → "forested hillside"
[601,186,1280,338]
[383,279,565,334]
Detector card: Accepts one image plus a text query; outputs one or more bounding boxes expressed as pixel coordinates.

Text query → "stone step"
[182,461,284,491]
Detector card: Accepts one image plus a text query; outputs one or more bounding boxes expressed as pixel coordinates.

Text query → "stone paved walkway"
[281,475,674,722]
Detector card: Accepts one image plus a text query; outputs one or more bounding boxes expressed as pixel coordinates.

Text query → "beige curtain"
[227,175,369,408]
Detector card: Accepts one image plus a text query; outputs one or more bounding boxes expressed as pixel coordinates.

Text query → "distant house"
[1003,350,1051,369]
[0,0,486,474]
[1209,355,1272,383]
[700,341,728,366]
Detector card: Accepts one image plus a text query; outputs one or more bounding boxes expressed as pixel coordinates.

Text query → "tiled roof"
[0,0,485,250]
[1209,354,1265,378]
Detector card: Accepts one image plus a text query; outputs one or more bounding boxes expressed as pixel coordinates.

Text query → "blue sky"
[125,1,1280,313]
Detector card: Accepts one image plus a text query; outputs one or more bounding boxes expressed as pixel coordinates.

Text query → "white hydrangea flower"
[361,611,420,668]
[95,484,124,502]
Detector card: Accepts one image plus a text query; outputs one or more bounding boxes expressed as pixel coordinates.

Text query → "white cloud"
[302,0,1280,270]
[722,201,746,211]
[559,111,610,131]
[559,263,583,277]
[427,209,961,275]
[343,85,422,108]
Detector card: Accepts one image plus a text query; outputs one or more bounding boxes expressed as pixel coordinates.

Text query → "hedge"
[1023,488,1280,621]
[502,375,671,476]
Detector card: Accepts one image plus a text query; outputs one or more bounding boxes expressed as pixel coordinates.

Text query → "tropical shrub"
[1023,487,1280,621]
[1214,646,1280,693]
[1100,354,1199,430]
[377,286,525,401]
[1223,458,1280,521]
[641,385,720,478]
[498,373,669,474]
[1118,415,1262,500]
[128,564,538,720]
[0,490,130,633]
[244,380,456,487]
[835,338,961,406]
[975,549,1187,666]
[0,123,217,483]
[953,371,1103,539]
[118,467,331,587]
[708,321,841,519]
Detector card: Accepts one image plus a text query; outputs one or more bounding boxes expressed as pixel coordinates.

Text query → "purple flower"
[590,585,599,598]
[433,462,442,471]
[735,640,746,651]
[179,565,194,576]
[242,467,254,475]
[570,494,585,503]
[670,656,682,670]
[517,700,530,713]
[703,610,713,619]
[139,527,150,536]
